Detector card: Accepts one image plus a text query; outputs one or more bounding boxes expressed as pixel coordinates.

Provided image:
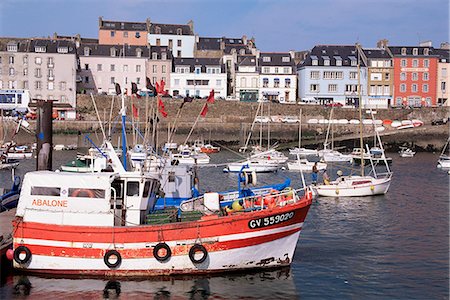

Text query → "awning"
[263,91,280,96]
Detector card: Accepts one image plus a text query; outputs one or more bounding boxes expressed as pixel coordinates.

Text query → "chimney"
[187,20,194,34]
[195,34,199,43]
[376,39,389,49]
[419,40,432,47]
[98,16,103,28]
[146,18,151,32]
[289,50,295,59]
[220,39,225,51]
[440,42,450,49]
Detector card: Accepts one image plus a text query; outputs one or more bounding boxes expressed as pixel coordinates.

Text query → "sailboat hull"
[314,175,391,197]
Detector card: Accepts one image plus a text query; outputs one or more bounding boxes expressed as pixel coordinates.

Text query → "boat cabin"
[16,171,160,227]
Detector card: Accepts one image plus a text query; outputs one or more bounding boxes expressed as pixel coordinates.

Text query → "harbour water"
[0,149,448,299]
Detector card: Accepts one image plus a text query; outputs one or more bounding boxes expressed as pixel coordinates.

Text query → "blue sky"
[0,0,448,51]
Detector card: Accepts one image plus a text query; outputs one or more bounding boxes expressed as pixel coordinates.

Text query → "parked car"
[281,116,299,123]
[324,102,343,107]
[255,116,271,123]
[431,118,449,125]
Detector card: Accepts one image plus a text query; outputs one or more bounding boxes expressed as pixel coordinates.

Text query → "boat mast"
[298,108,302,149]
[357,43,364,176]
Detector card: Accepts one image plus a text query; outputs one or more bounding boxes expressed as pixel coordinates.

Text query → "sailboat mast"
[298,108,302,149]
[357,43,364,176]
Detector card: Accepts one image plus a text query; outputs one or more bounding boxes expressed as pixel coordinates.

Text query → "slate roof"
[388,46,439,57]
[259,52,295,67]
[100,20,147,31]
[149,46,173,59]
[77,43,150,57]
[433,48,450,61]
[0,38,76,54]
[362,48,392,59]
[149,23,193,35]
[237,55,257,67]
[173,57,224,72]
[300,45,366,67]
[197,37,222,51]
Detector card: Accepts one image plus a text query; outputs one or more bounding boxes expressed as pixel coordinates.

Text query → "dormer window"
[263,56,271,62]
[424,48,429,55]
[401,47,407,55]
[57,47,68,54]
[7,43,18,52]
[335,56,342,66]
[349,56,357,66]
[35,46,46,53]
[412,48,418,56]
[195,66,201,74]
[311,55,318,66]
[323,56,330,66]
[282,56,290,62]
[84,47,90,56]
[155,26,161,34]
[161,52,167,60]
[152,52,158,60]
[110,47,117,57]
[240,49,245,55]
[177,28,182,35]
[136,48,142,57]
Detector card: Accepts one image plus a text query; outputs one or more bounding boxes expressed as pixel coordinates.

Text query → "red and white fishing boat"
[200,143,220,154]
[9,142,312,277]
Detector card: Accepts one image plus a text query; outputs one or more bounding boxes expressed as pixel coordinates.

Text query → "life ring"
[13,245,32,264]
[189,244,208,264]
[153,243,171,262]
[104,250,122,269]
[71,189,95,198]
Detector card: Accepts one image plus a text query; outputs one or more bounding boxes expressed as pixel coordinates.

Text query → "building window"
[7,44,17,52]
[424,48,429,55]
[61,95,67,103]
[57,47,68,54]
[312,58,318,66]
[84,47,90,56]
[174,79,180,86]
[441,82,446,92]
[385,73,390,80]
[423,72,429,81]
[283,67,290,74]
[23,56,28,64]
[110,31,115,37]
[85,76,89,83]
[285,78,291,88]
[177,50,181,57]
[274,67,279,73]
[48,57,54,67]
[85,64,89,70]
[401,48,407,55]
[411,84,418,92]
[110,48,116,57]
[263,56,271,62]
[97,64,102,71]
[241,77,246,87]
[336,58,342,66]
[412,73,418,81]
[310,84,319,92]
[323,58,330,66]
[155,27,161,34]
[168,39,173,49]
[177,28,182,35]
[60,81,66,91]
[177,40,182,47]
[136,65,141,72]
[23,68,28,76]
[328,84,337,92]
[412,48,418,55]
[156,39,161,46]
[263,67,270,73]
[152,65,157,73]
[423,59,429,68]
[23,81,28,89]
[35,81,42,90]
[136,49,142,57]
[152,77,157,83]
[195,67,201,74]
[110,64,115,71]
[123,65,128,72]
[400,84,406,92]
[7,56,14,64]
[274,78,280,88]
[152,52,158,60]
[263,78,269,88]
[48,82,54,90]
[423,84,429,92]
[401,59,406,67]
[110,77,115,84]
[310,71,320,79]
[216,79,221,86]
[123,31,128,38]
[384,85,390,95]
[9,68,15,76]
[161,52,167,60]
[35,68,41,78]
[282,56,290,62]
[35,46,46,53]
[400,72,406,81]
[162,65,166,73]
[412,59,418,67]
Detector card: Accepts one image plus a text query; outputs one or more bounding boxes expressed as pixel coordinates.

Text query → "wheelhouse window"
[126,181,140,197]
[31,186,61,196]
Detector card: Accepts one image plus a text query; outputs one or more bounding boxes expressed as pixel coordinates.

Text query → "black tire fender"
[153,242,172,262]
[189,244,208,264]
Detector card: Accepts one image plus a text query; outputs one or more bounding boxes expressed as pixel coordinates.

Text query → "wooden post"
[36,100,53,171]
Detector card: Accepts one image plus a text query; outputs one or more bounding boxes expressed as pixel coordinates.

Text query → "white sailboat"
[314,44,392,197]
[398,146,416,158]
[437,137,450,168]
[287,156,327,172]
[289,109,318,156]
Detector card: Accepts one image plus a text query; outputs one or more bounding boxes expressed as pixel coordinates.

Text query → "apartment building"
[148,20,195,58]
[434,47,450,106]
[98,17,149,46]
[0,38,77,118]
[146,46,172,92]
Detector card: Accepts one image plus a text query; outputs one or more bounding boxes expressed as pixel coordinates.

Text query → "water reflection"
[7,268,297,299]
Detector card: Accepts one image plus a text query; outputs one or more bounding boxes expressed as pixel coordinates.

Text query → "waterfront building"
[235,55,259,101]
[389,44,439,107]
[0,38,77,118]
[98,17,149,46]
[148,20,195,58]
[259,52,296,103]
[298,45,367,107]
[169,57,226,98]
[434,45,450,106]
[362,46,394,109]
[146,46,172,92]
[77,43,149,95]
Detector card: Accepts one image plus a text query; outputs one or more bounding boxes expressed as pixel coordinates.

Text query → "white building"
[148,20,195,58]
[77,43,149,95]
[235,55,259,101]
[170,58,227,98]
[258,52,297,103]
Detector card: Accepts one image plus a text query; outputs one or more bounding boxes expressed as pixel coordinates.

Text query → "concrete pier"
[0,209,15,275]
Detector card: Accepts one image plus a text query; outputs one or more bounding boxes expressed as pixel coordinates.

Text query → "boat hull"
[314,176,391,197]
[12,200,311,276]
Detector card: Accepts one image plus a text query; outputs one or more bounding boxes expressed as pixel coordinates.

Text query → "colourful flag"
[160,80,165,93]
[158,96,168,118]
[200,103,208,117]
[207,89,215,103]
[179,96,193,109]
[132,104,138,118]
[155,82,160,94]
[131,82,141,98]
[146,77,157,95]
